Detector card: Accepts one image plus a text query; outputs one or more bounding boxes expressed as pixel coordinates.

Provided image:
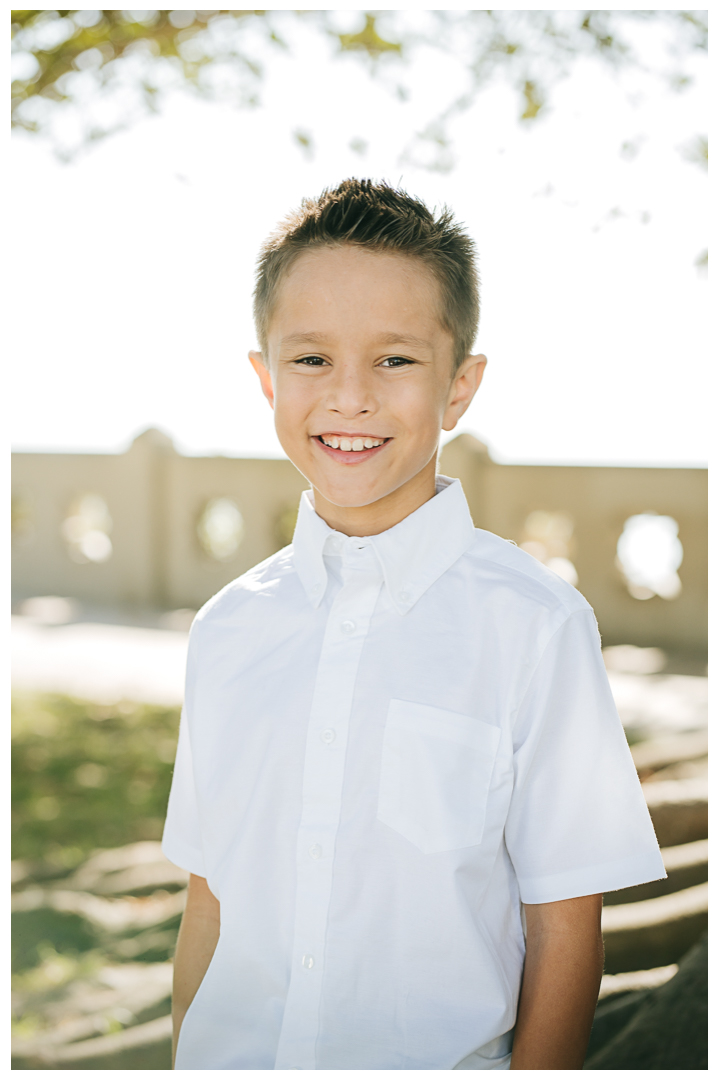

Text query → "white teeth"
[321,435,386,451]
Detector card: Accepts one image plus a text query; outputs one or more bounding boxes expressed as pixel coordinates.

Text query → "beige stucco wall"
[11,429,307,610]
[159,447,308,609]
[440,435,707,653]
[12,432,160,608]
[12,430,707,653]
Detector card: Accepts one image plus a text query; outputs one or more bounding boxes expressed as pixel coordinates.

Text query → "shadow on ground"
[11,692,707,1069]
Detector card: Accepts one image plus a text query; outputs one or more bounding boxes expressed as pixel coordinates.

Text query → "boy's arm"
[172,873,221,1067]
[510,893,604,1070]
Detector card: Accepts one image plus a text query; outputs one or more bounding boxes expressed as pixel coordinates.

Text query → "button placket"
[274,559,382,1070]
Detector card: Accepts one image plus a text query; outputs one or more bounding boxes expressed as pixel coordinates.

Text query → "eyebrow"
[280,331,433,349]
[375,332,433,349]
[280,332,332,347]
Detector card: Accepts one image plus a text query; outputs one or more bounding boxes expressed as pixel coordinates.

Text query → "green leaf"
[338,14,401,58]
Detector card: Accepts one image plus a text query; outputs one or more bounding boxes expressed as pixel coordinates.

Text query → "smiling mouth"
[318,434,389,451]
[312,433,391,463]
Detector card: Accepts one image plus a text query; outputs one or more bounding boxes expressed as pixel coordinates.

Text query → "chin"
[315,480,391,509]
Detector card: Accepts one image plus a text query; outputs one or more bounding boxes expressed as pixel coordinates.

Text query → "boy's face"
[250,245,485,534]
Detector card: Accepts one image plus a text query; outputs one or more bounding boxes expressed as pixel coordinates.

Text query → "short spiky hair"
[253,178,480,372]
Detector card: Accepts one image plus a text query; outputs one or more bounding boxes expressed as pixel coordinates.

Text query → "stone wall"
[11,430,707,654]
[441,435,707,654]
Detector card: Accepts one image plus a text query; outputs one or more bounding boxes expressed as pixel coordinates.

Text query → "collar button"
[398,591,411,603]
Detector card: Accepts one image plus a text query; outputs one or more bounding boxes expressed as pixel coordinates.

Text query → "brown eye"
[380,356,414,367]
[295,356,327,366]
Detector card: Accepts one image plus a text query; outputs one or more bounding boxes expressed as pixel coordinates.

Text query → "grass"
[12,693,180,868]
[12,693,183,1055]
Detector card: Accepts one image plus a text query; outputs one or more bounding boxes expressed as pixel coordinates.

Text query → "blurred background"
[11,10,707,1070]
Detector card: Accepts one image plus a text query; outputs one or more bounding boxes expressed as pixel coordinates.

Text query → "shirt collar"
[293,476,476,615]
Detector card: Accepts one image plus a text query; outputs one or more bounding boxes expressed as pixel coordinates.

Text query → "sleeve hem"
[161,832,206,878]
[518,850,667,905]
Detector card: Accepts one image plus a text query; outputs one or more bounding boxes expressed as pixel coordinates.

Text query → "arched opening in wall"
[197,497,244,561]
[520,511,578,586]
[61,494,113,563]
[616,513,683,600]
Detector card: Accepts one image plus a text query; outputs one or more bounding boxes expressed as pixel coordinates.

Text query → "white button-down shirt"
[163,476,665,1070]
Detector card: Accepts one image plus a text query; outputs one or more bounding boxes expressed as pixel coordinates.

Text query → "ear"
[442,353,487,432]
[249,351,274,409]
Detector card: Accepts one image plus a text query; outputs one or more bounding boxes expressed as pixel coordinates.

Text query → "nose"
[326,362,377,419]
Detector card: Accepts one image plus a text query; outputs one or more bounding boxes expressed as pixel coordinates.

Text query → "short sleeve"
[504,608,666,904]
[162,625,206,877]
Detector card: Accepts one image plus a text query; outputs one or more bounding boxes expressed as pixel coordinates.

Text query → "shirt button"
[311,583,321,594]
[302,954,315,969]
[398,591,411,603]
[341,620,356,634]
[309,843,322,859]
[320,728,336,744]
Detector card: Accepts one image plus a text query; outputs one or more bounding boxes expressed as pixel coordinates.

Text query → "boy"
[163,178,666,1070]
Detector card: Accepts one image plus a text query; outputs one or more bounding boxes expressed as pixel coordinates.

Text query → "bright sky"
[9,15,708,466]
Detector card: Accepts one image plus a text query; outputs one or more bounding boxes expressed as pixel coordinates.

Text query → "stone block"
[602,882,707,973]
[584,933,707,1069]
[603,838,707,905]
[643,777,707,848]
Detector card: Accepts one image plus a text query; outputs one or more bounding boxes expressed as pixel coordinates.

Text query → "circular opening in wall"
[61,494,113,564]
[197,497,245,561]
[520,511,579,586]
[616,513,683,600]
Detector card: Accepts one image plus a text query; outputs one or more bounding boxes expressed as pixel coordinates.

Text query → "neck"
[312,455,439,537]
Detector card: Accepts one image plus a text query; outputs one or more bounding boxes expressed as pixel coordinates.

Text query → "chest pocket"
[377,699,500,854]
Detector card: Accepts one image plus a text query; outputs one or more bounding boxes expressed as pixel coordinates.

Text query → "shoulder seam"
[194,545,297,622]
[466,533,589,618]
